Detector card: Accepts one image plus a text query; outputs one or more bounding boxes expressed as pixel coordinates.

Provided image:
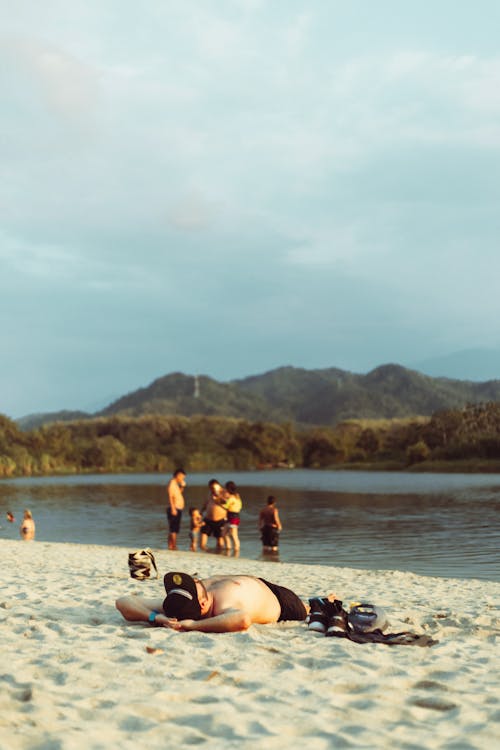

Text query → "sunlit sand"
[1,540,498,749]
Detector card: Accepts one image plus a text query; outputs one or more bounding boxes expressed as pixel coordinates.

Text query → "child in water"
[20,509,35,541]
[221,481,242,554]
[189,507,203,552]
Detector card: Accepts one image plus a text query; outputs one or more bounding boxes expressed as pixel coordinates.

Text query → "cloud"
[167,188,219,231]
[0,35,99,126]
[1,1,500,415]
[0,230,84,280]
[328,51,500,150]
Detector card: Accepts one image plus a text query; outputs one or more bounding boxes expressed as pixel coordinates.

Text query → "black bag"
[128,548,158,580]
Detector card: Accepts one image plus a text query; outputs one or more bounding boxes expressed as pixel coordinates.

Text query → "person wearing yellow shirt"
[221,480,242,554]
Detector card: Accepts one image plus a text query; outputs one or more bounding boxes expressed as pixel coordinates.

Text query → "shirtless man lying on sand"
[116,571,339,633]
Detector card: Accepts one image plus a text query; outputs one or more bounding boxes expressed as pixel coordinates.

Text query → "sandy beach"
[0,540,498,749]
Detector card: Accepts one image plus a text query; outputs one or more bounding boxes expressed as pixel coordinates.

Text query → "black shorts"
[259,578,307,622]
[201,518,226,539]
[167,508,182,534]
[261,524,280,547]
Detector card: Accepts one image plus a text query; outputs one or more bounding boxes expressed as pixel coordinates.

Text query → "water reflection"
[259,549,281,563]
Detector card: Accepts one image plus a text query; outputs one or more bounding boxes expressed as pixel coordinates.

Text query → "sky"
[2,0,500,418]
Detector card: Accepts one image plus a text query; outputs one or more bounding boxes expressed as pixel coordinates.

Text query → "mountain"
[76,364,500,425]
[411,348,500,382]
[233,364,500,423]
[98,372,273,421]
[16,363,500,430]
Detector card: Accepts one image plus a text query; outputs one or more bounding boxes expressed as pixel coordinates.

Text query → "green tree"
[406,440,430,465]
[0,454,16,477]
[302,430,343,467]
[356,428,380,456]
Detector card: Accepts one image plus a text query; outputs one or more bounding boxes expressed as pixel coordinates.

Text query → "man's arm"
[115,595,166,623]
[274,509,282,531]
[164,609,252,633]
[116,595,252,632]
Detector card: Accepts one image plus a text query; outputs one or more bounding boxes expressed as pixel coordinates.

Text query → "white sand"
[0,540,498,750]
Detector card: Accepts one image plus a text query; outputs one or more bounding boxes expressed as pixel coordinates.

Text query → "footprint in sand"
[410,680,457,712]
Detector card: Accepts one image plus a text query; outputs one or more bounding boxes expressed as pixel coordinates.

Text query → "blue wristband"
[148,610,160,624]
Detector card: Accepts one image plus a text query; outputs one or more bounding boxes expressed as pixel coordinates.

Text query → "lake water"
[1,470,499,581]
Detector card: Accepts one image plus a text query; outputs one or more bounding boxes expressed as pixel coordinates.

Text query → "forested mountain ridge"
[17,363,500,431]
[98,364,500,424]
[99,372,272,421]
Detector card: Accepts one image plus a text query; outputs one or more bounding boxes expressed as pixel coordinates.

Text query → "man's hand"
[150,613,179,629]
[153,610,253,633]
[175,619,196,631]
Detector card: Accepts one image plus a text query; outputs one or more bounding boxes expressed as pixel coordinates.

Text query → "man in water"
[259,495,282,552]
[116,571,315,633]
[200,479,227,551]
[166,468,186,550]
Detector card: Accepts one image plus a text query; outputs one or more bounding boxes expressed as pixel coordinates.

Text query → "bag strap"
[145,549,158,579]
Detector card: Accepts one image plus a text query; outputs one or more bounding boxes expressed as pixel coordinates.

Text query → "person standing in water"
[259,496,282,552]
[200,479,226,551]
[166,469,186,550]
[20,509,35,541]
[221,480,242,555]
[188,507,203,552]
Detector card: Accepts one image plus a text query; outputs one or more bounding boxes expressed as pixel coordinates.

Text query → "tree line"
[2,402,500,478]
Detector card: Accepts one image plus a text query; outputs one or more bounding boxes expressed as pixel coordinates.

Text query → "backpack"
[128,548,158,580]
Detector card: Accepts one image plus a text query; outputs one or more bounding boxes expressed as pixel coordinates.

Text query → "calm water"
[1,470,499,581]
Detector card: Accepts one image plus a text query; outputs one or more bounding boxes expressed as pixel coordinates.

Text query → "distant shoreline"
[331,458,500,473]
[4,458,500,481]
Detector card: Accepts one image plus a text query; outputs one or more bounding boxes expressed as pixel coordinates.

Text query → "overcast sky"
[2,0,500,417]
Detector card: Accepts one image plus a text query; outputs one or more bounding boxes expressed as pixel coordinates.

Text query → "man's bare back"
[258,506,273,524]
[200,575,281,624]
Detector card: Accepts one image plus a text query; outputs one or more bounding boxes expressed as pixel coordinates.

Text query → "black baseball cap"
[162,572,202,620]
